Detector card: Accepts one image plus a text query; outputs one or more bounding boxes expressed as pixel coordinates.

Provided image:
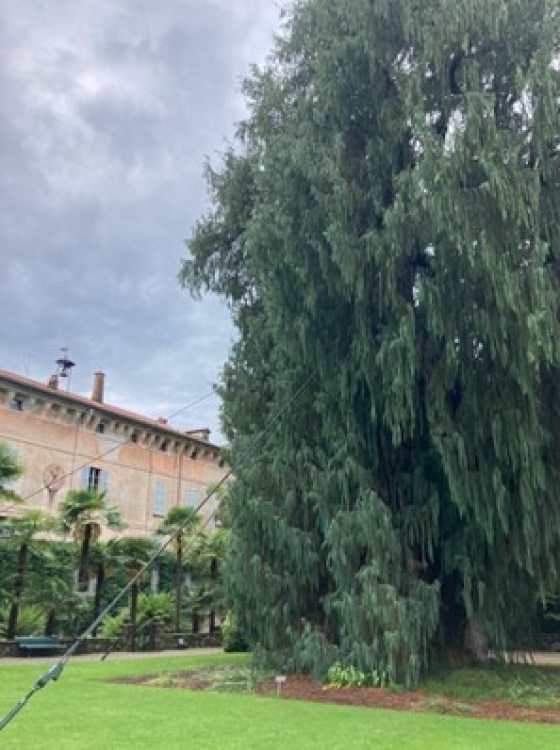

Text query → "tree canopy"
[0,443,22,503]
[59,489,124,590]
[181,0,560,685]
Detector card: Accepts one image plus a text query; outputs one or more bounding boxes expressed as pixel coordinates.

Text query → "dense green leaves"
[59,489,124,591]
[182,0,560,685]
[157,506,202,632]
[0,443,22,502]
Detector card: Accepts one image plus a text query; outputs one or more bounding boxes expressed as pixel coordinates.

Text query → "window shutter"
[81,466,90,489]
[153,481,166,517]
[185,489,198,508]
[100,470,109,494]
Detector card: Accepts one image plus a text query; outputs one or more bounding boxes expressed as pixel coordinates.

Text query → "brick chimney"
[92,371,105,403]
[47,373,59,390]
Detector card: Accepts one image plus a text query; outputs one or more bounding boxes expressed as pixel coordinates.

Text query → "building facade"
[0,368,226,538]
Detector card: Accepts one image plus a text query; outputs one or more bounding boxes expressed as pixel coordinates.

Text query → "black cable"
[0,370,316,733]
[166,390,215,420]
[100,616,158,662]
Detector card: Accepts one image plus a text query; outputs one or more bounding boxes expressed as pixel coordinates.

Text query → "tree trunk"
[77,525,92,591]
[129,582,138,651]
[44,610,57,636]
[464,617,490,662]
[175,534,182,633]
[92,561,105,635]
[209,557,218,633]
[7,542,28,640]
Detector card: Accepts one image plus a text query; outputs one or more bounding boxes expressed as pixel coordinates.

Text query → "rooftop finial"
[55,348,75,391]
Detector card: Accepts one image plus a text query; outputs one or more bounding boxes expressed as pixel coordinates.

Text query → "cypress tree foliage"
[180,0,560,686]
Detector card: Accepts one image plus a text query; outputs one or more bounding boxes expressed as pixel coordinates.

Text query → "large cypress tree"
[181,0,560,685]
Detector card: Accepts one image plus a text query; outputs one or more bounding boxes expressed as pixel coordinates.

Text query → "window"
[160,440,169,452]
[95,422,106,434]
[81,466,109,493]
[130,432,138,443]
[10,396,23,412]
[185,489,198,508]
[88,467,101,490]
[153,481,166,517]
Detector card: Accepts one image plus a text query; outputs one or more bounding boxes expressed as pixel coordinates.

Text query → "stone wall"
[0,632,222,658]
[0,638,113,658]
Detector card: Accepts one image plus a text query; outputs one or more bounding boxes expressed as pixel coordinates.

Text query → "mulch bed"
[258,675,560,724]
[109,670,560,724]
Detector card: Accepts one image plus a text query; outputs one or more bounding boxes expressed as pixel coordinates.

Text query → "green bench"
[15,636,66,656]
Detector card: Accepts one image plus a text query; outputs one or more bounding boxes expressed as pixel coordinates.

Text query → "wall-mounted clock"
[43,464,66,492]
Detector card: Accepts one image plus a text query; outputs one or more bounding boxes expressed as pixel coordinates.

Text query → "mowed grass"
[422,664,560,707]
[0,653,559,750]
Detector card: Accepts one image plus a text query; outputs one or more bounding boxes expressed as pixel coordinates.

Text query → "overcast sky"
[0,0,281,443]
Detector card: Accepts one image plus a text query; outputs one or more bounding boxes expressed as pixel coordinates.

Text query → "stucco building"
[0,368,226,538]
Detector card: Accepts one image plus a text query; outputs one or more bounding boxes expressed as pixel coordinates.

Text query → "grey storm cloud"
[0,0,281,441]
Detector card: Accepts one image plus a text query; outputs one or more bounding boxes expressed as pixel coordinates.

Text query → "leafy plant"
[0,443,23,503]
[137,591,173,621]
[98,592,172,644]
[327,662,389,689]
[59,489,124,590]
[222,612,249,653]
[0,604,44,636]
[2,510,58,638]
[157,506,201,632]
[99,611,127,641]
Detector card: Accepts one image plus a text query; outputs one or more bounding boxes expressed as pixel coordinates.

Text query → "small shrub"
[0,605,44,637]
[137,592,173,622]
[327,662,389,689]
[222,613,249,653]
[99,611,127,641]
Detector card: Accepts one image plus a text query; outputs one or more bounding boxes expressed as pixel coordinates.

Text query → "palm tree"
[157,506,201,633]
[200,530,227,632]
[183,527,227,633]
[59,489,124,591]
[88,541,118,633]
[3,510,57,639]
[184,581,214,634]
[31,569,78,636]
[107,537,153,651]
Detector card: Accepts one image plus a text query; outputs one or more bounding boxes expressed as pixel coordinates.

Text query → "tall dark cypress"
[181,0,560,685]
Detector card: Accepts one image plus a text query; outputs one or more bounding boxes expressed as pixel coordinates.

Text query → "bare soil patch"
[109,669,560,724]
[109,670,214,690]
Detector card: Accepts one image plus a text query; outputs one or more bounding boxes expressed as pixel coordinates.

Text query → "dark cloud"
[0,0,280,440]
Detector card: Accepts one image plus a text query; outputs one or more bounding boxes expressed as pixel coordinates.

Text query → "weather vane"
[55,347,75,390]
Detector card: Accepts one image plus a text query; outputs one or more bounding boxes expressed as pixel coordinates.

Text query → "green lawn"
[422,664,560,707]
[0,653,559,749]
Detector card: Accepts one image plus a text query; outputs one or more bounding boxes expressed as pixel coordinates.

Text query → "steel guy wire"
[0,370,316,733]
